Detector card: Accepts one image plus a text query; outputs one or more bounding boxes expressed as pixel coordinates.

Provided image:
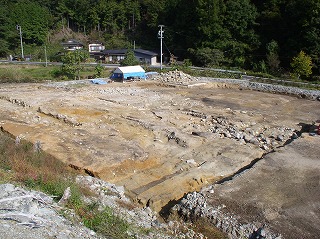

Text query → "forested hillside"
[0,0,319,77]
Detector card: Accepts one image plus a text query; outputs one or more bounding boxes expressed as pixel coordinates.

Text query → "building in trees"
[102,49,157,65]
[62,40,84,51]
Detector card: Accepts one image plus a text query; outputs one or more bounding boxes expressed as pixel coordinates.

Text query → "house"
[103,49,127,63]
[134,49,158,65]
[89,43,105,53]
[61,40,84,51]
[102,49,158,65]
[89,43,105,60]
[111,65,146,81]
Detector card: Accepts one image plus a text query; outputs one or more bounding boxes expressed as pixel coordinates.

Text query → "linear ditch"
[160,125,307,216]
[157,124,315,238]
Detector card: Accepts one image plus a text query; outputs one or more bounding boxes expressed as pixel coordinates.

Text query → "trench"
[158,124,309,223]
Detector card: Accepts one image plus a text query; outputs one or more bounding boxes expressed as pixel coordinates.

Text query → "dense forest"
[0,0,319,78]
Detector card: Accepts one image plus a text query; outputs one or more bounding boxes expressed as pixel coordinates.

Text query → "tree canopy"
[0,0,320,76]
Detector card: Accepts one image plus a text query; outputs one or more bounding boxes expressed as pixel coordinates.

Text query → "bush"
[94,64,104,78]
[60,50,89,80]
[291,51,313,79]
[121,49,139,66]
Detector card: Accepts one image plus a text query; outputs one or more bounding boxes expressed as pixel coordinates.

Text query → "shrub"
[121,49,139,66]
[291,51,313,79]
[94,64,104,78]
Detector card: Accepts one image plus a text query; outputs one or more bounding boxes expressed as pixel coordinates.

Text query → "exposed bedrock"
[0,73,319,237]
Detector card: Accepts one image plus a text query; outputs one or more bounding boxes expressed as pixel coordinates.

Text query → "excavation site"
[1,71,320,238]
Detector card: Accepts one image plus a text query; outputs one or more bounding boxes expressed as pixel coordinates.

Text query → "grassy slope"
[0,64,113,83]
[0,130,135,238]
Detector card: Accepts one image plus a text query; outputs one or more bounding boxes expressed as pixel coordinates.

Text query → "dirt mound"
[154,70,199,84]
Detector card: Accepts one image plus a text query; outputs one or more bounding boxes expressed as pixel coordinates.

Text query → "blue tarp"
[90,79,107,84]
[111,66,146,80]
[145,72,159,79]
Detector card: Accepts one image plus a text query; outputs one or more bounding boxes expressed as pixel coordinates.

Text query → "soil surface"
[204,134,320,239]
[0,75,319,238]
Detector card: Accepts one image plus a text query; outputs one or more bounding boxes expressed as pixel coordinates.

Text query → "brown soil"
[0,79,319,238]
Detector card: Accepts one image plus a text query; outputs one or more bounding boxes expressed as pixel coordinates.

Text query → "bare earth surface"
[0,75,319,238]
[201,134,320,239]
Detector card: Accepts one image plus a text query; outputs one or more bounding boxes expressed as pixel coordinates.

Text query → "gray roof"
[61,39,84,47]
[102,49,157,56]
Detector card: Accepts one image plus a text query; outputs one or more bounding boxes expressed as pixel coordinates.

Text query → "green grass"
[0,64,113,83]
[0,65,57,83]
[80,203,131,239]
[0,130,134,238]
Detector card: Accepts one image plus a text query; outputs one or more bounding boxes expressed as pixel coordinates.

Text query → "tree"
[266,40,280,74]
[94,64,104,78]
[10,1,52,45]
[188,47,224,67]
[0,3,10,57]
[121,49,139,66]
[61,50,88,80]
[223,0,259,68]
[290,51,312,79]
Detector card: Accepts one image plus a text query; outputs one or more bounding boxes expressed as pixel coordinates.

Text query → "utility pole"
[44,45,48,67]
[158,25,164,70]
[16,25,24,60]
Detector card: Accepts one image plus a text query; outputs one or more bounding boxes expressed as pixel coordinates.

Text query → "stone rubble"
[186,109,296,151]
[153,70,199,84]
[171,191,282,239]
[0,177,207,239]
[0,183,100,239]
[198,77,320,101]
[75,175,206,239]
[151,70,320,100]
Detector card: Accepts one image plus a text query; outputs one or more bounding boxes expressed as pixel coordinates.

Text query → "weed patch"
[0,130,136,238]
[79,203,131,239]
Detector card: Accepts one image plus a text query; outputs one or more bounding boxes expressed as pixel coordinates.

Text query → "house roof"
[102,48,157,57]
[134,49,157,56]
[103,49,127,55]
[61,39,84,47]
[114,65,145,74]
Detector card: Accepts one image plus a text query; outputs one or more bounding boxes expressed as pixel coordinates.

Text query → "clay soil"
[0,79,319,238]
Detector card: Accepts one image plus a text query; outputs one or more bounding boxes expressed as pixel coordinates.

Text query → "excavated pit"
[0,74,319,218]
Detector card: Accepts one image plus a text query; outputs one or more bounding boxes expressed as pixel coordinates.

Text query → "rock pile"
[172,191,282,239]
[153,70,199,84]
[0,95,30,108]
[246,81,320,101]
[187,110,297,151]
[208,116,296,151]
[0,183,99,239]
[0,177,207,239]
[76,176,206,239]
